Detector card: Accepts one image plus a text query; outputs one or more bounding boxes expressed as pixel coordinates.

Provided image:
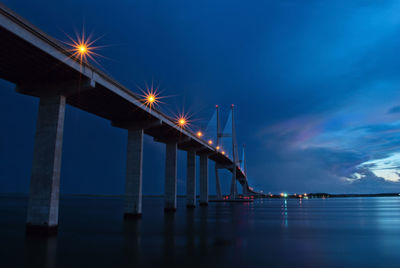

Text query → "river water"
[1,195,400,267]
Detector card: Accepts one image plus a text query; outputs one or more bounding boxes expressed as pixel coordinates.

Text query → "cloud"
[347,171,400,193]
[352,153,400,182]
[255,77,400,192]
[388,105,400,114]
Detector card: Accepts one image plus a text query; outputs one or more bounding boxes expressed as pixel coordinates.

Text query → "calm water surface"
[1,195,400,267]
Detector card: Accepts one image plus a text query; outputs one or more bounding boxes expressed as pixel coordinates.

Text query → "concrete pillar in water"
[215,164,222,200]
[124,129,144,219]
[230,164,237,199]
[26,95,66,236]
[164,142,177,211]
[242,181,249,197]
[199,154,209,206]
[186,150,196,208]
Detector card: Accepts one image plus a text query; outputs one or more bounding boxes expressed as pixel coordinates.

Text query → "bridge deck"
[0,4,246,180]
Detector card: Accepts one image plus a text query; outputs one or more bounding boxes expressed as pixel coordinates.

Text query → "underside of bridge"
[0,19,244,169]
[0,4,252,236]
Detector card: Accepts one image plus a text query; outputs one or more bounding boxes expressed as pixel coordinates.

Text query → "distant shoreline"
[266,193,400,199]
[306,193,400,198]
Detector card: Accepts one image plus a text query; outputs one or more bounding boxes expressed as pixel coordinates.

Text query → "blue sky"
[2,0,400,194]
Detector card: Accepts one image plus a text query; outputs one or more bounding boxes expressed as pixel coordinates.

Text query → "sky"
[2,0,400,195]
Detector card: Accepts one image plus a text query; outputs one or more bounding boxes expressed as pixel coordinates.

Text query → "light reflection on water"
[281,199,288,228]
[1,196,400,267]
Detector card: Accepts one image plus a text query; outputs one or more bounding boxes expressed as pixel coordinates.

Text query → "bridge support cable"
[212,104,246,200]
[206,105,224,200]
[240,144,248,197]
[215,105,223,200]
[240,144,247,176]
[204,107,218,144]
[219,105,236,198]
[221,109,233,157]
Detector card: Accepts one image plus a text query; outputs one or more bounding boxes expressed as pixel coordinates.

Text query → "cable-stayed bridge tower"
[205,104,249,200]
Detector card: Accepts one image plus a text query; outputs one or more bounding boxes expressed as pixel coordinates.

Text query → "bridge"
[0,4,262,236]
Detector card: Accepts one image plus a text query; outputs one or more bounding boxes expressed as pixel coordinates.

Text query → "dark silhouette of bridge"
[0,4,263,236]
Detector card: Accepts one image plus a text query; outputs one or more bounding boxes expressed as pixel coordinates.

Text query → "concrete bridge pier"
[199,154,209,206]
[242,181,249,197]
[26,95,66,236]
[186,150,196,208]
[215,165,222,200]
[230,164,237,199]
[112,119,162,219]
[164,142,178,212]
[123,129,144,219]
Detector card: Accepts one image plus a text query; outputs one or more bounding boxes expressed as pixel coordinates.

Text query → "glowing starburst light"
[137,82,167,111]
[178,117,187,127]
[63,29,104,65]
[174,111,192,129]
[78,45,87,54]
[143,91,159,109]
[148,94,155,103]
